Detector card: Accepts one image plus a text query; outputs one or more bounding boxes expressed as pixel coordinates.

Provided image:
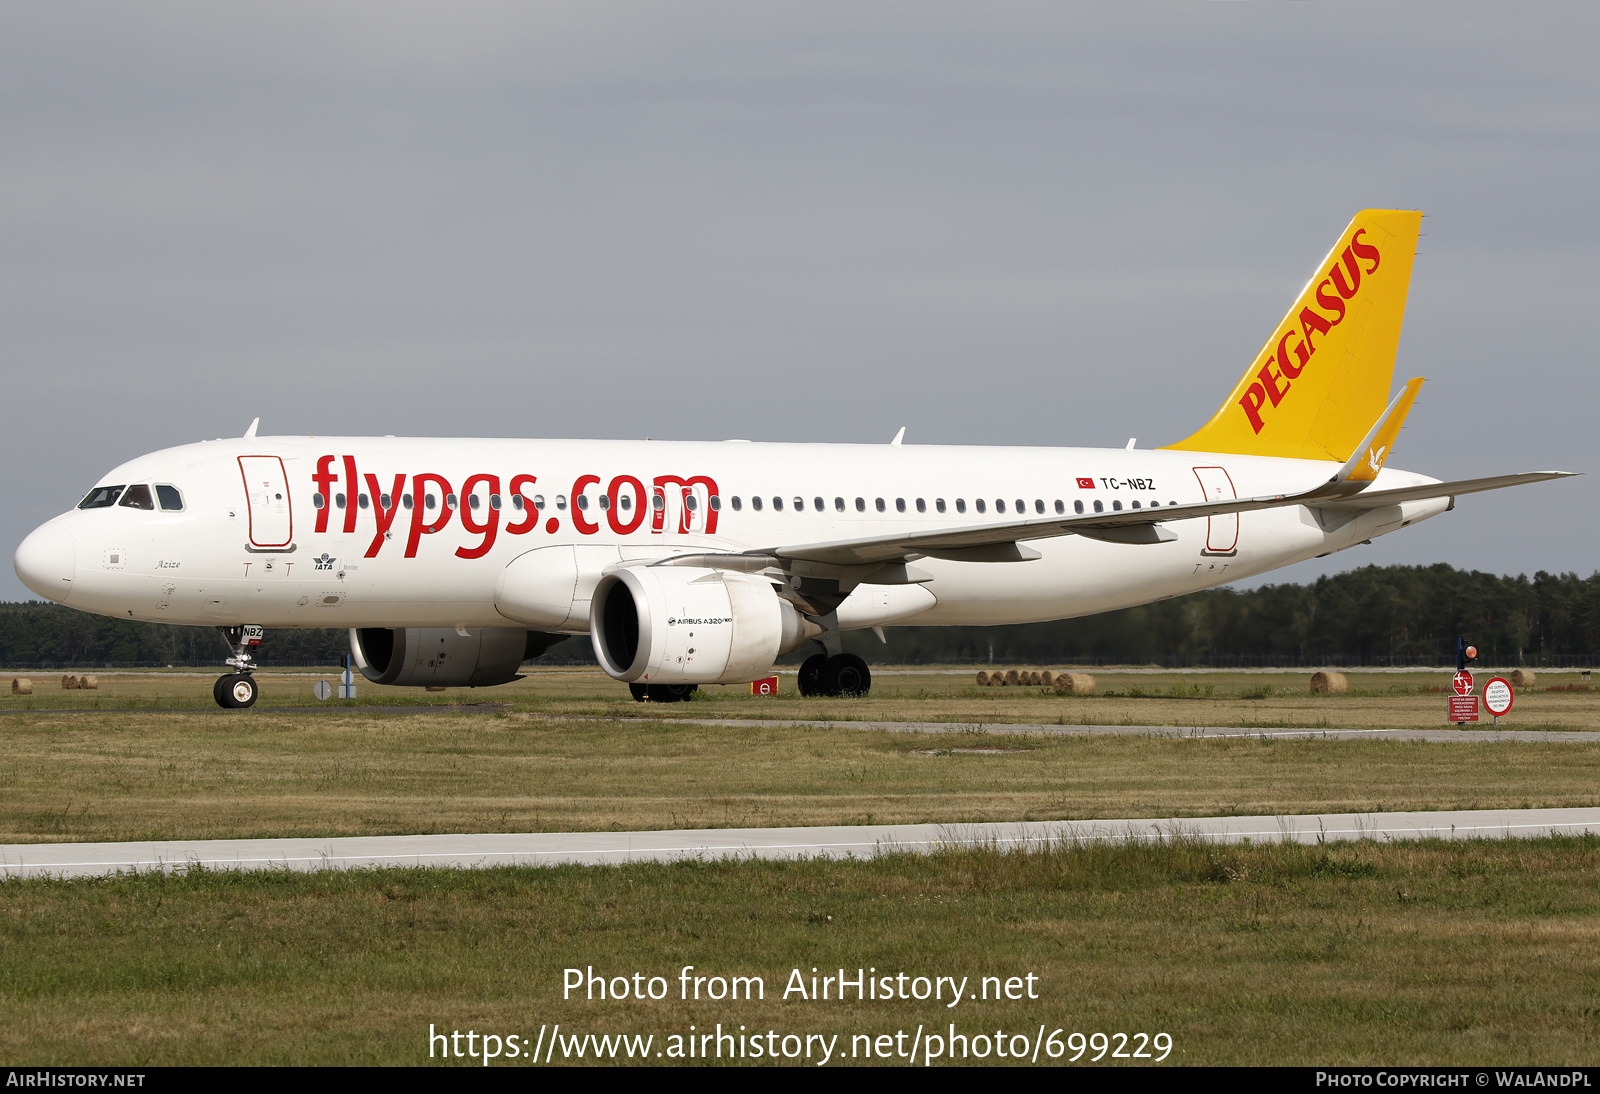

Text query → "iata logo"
[1238,229,1382,434]
[313,552,337,571]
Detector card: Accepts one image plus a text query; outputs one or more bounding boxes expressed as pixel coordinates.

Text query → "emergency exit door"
[239,455,293,548]
[1192,466,1238,555]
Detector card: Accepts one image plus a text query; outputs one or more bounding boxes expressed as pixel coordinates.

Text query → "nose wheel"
[214,673,259,709]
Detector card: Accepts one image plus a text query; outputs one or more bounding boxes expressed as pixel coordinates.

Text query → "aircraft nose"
[14,520,77,603]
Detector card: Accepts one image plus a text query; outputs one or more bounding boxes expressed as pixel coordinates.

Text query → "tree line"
[1,563,1595,668]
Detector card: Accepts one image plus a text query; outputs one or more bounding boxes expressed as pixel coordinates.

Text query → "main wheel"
[645,683,697,703]
[213,675,230,707]
[217,673,258,709]
[797,654,827,697]
[820,654,871,697]
[629,683,648,703]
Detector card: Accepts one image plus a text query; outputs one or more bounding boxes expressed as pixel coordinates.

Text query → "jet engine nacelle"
[350,626,561,687]
[590,566,821,684]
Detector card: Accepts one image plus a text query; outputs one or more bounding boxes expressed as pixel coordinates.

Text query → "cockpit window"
[118,484,156,510]
[155,485,184,511]
[78,485,125,509]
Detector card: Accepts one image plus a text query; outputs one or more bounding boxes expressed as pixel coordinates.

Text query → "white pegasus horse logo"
[1368,444,1387,472]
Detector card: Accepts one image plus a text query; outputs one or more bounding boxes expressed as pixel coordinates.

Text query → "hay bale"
[61,675,78,690]
[78,675,98,690]
[975,670,991,686]
[11,678,32,695]
[1509,669,1536,689]
[1309,671,1348,694]
[1053,672,1096,695]
[1039,670,1055,686]
[1003,669,1020,686]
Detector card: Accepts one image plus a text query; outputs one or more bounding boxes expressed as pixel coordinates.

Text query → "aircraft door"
[1191,466,1238,556]
[239,455,293,548]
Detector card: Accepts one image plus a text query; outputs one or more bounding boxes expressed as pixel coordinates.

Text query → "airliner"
[13,210,1574,707]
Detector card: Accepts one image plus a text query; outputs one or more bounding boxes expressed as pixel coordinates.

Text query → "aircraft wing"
[758,470,1576,568]
[1309,471,1574,510]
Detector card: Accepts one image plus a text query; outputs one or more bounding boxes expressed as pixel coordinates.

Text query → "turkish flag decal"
[1076,477,1095,490]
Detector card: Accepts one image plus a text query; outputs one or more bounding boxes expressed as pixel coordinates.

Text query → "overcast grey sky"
[2,1,1594,600]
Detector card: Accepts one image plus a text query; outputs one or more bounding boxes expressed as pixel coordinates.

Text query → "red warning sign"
[751,676,779,697]
[1448,695,1479,723]
[1452,670,1474,696]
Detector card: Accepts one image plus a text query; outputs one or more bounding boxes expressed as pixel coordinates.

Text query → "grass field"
[4,837,1600,1065]
[2,673,1600,843]
[3,669,1598,1066]
[5,665,1597,731]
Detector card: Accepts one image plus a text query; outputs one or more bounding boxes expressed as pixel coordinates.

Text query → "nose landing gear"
[213,624,263,709]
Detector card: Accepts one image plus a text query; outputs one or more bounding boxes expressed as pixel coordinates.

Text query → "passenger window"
[489,494,501,510]
[875,498,886,512]
[1113,500,1123,511]
[895,498,906,513]
[576,495,588,511]
[793,497,803,511]
[709,496,721,511]
[957,499,967,513]
[448,494,459,510]
[752,496,764,511]
[335,493,346,509]
[1035,499,1044,514]
[996,499,1006,514]
[556,495,567,510]
[1015,499,1025,514]
[976,499,986,513]
[78,485,126,509]
[685,495,697,511]
[1131,500,1141,509]
[1093,500,1103,513]
[916,498,926,513]
[855,498,865,512]
[469,495,482,510]
[1074,500,1084,514]
[312,492,326,510]
[1054,500,1064,514]
[835,497,845,512]
[381,493,393,509]
[651,493,664,511]
[773,497,784,511]
[936,498,946,513]
[533,495,546,510]
[403,494,413,509]
[119,484,156,510]
[509,495,523,511]
[599,495,611,511]
[425,494,438,510]
[813,497,823,512]
[1149,500,1158,507]
[156,485,184,511]
[732,496,743,511]
[358,493,370,509]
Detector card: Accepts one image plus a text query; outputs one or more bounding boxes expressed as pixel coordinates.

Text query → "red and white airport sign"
[751,676,779,697]
[1448,695,1479,723]
[1483,677,1515,718]
[1452,670,1474,696]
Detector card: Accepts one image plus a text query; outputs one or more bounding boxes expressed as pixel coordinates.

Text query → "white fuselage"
[15,436,1449,635]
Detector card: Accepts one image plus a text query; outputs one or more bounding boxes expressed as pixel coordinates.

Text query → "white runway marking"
[4,808,1598,879]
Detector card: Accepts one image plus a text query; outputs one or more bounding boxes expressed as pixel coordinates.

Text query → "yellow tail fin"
[1165,209,1423,462]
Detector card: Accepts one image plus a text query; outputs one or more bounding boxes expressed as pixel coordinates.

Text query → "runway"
[4,807,1598,880]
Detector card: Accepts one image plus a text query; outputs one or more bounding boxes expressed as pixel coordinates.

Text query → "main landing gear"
[629,683,699,703]
[213,624,262,709]
[797,652,872,698]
